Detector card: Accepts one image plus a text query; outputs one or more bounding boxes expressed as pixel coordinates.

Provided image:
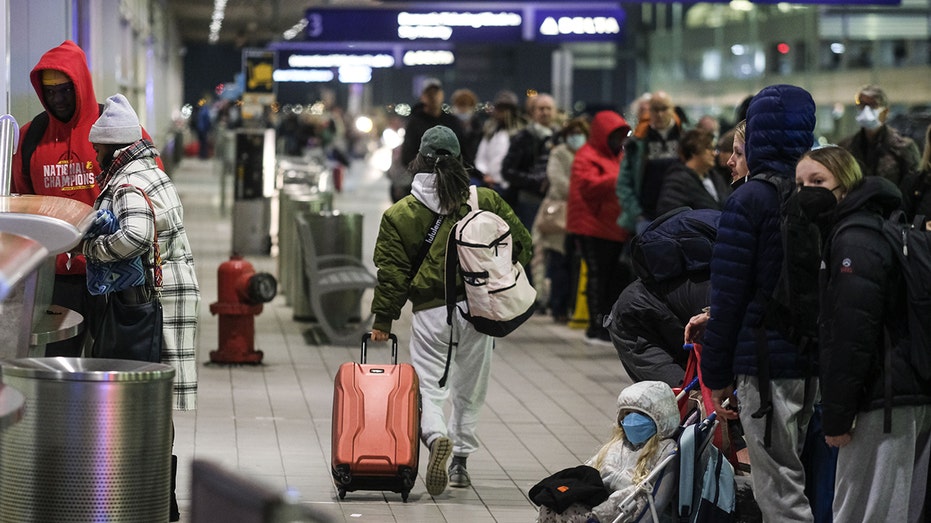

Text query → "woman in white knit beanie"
[84,93,200,521]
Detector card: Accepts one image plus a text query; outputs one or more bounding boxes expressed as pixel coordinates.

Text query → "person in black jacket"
[501,93,559,230]
[606,273,709,387]
[393,78,464,201]
[655,129,732,216]
[799,145,931,521]
[605,208,720,387]
[899,122,931,227]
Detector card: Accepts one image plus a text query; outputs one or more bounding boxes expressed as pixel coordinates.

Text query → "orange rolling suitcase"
[331,333,421,501]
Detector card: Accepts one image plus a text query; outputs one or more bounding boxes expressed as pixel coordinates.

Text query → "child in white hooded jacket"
[537,381,680,523]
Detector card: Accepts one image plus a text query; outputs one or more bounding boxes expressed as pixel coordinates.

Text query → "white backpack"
[444,186,536,337]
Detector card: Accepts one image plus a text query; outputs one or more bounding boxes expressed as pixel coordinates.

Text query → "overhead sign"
[533,8,625,43]
[243,50,275,94]
[305,8,524,43]
[303,6,627,43]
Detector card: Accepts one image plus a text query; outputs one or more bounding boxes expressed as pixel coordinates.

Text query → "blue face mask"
[566,133,586,151]
[621,412,657,445]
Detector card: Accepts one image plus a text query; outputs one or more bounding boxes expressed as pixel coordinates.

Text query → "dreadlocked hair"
[589,423,662,485]
[409,152,470,214]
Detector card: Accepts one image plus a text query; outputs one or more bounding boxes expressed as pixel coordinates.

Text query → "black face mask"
[794,186,838,223]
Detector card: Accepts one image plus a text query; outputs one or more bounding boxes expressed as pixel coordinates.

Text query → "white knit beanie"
[89,94,142,144]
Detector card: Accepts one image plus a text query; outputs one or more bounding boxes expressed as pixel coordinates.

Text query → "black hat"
[528,465,610,513]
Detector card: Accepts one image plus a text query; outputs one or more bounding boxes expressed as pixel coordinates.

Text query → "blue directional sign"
[303,6,631,43]
[304,8,525,43]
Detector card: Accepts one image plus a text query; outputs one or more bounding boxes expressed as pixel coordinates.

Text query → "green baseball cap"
[419,125,460,158]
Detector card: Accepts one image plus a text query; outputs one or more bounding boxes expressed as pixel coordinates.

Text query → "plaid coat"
[83,141,200,410]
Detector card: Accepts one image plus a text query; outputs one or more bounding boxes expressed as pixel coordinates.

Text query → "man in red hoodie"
[12,40,159,357]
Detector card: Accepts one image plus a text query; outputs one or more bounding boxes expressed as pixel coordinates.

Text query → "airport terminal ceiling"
[167,0,384,47]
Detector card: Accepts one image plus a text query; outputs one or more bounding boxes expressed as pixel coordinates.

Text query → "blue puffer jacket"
[700,85,816,390]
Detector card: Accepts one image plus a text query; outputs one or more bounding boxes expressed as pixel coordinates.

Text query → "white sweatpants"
[410,303,494,457]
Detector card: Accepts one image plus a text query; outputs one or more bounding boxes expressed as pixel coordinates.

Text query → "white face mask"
[856,106,883,131]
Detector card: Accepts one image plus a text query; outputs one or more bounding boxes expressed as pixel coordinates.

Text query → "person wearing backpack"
[370,126,532,496]
[699,84,819,521]
[11,40,161,358]
[798,145,931,521]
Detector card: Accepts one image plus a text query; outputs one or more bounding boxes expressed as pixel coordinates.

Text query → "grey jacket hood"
[616,380,679,439]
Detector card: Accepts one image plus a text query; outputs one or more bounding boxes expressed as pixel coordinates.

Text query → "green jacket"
[372,186,532,333]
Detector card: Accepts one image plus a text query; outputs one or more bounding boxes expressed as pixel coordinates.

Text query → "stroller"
[613,350,739,523]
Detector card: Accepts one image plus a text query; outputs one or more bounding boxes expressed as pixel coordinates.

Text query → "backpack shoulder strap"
[825,213,883,260]
[753,172,794,202]
[439,222,459,388]
[20,111,50,189]
[20,104,104,189]
[468,185,479,211]
[678,424,698,517]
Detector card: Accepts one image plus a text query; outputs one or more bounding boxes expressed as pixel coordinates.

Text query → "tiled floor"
[171,153,634,522]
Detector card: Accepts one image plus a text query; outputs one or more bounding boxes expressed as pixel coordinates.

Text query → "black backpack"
[630,206,720,284]
[755,174,823,352]
[749,174,824,447]
[829,209,931,381]
[825,209,931,433]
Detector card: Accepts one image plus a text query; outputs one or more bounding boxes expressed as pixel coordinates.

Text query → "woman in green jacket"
[370,125,532,496]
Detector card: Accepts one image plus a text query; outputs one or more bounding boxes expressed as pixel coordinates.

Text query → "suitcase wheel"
[400,466,416,490]
[338,488,347,500]
[334,464,352,486]
[401,490,409,502]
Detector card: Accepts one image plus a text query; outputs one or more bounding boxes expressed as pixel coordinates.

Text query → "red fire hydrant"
[209,255,277,364]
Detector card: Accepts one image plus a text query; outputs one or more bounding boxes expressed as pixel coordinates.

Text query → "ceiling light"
[208,0,228,44]
[283,19,308,41]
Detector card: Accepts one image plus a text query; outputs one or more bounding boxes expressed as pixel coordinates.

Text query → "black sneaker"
[448,457,470,488]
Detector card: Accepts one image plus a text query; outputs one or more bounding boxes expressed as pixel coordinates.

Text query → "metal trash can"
[0,358,175,522]
[298,211,364,325]
[277,186,332,311]
[276,155,326,188]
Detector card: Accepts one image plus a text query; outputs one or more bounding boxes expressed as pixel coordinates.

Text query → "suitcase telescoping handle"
[360,332,399,365]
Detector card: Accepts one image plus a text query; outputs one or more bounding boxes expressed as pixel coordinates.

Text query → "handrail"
[0,114,20,196]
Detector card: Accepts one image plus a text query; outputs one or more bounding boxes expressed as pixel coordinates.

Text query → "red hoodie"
[12,41,99,275]
[566,110,631,242]
[12,41,158,275]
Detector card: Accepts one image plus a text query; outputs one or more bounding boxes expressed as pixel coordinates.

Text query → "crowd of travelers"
[375,78,931,522]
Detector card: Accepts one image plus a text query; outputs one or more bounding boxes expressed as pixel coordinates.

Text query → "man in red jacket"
[12,40,159,357]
